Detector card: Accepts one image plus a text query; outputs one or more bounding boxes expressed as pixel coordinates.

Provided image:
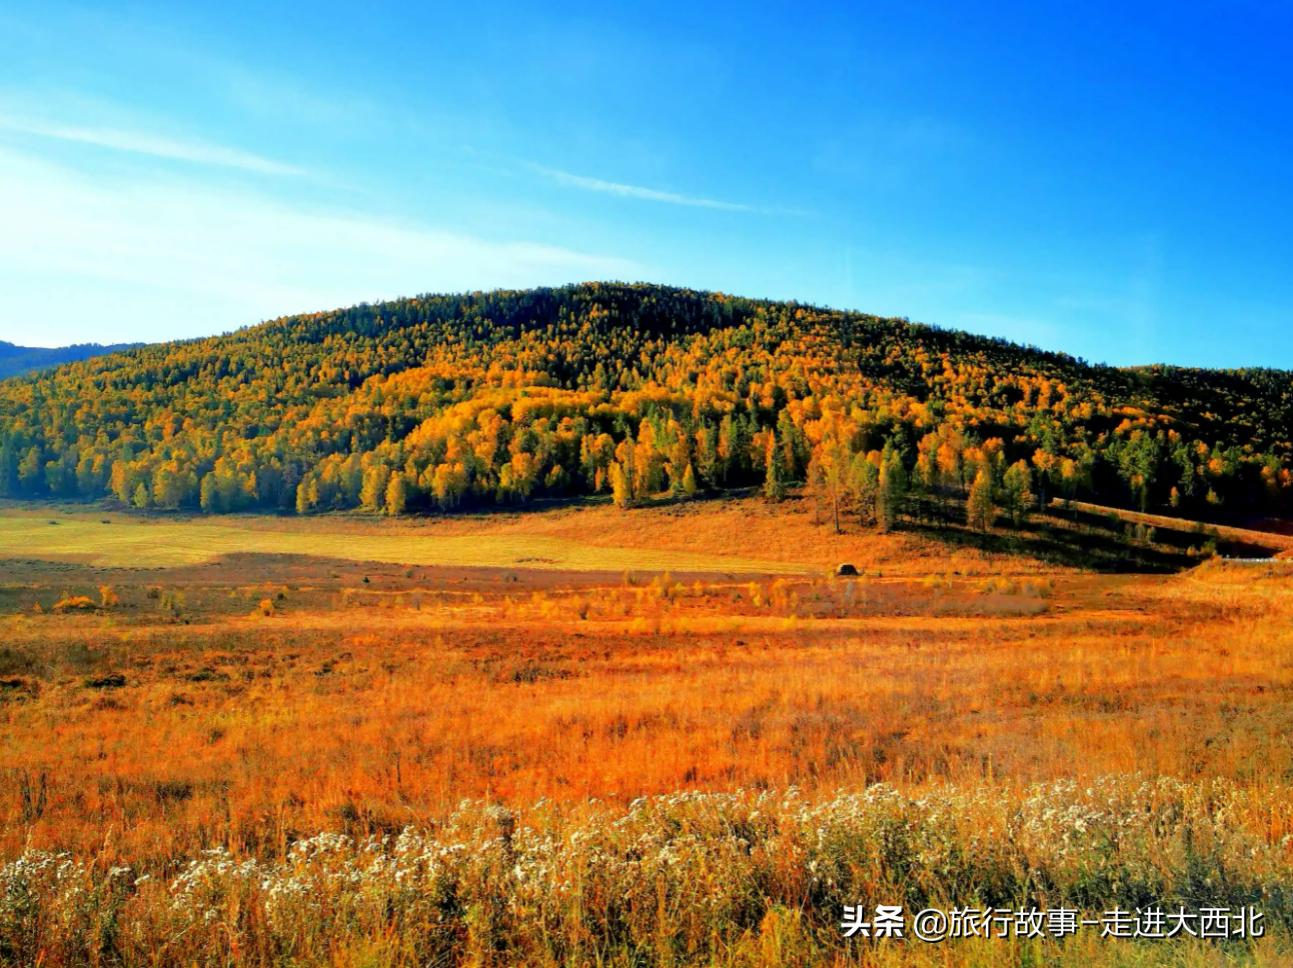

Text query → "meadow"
[2,496,1291,965]
[0,500,805,573]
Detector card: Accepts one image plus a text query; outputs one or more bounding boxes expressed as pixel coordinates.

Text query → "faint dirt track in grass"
[1053,498,1293,553]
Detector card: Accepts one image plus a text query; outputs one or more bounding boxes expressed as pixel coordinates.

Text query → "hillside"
[0,282,1289,529]
[0,339,143,380]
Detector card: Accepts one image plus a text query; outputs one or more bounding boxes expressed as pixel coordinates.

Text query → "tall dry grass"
[1,555,1291,964]
[3,777,1289,966]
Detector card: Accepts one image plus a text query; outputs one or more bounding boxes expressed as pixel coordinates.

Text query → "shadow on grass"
[901,509,1194,574]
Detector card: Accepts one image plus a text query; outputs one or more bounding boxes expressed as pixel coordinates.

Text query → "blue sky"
[1,2,1291,367]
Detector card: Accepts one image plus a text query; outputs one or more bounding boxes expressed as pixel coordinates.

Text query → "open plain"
[2,497,1291,965]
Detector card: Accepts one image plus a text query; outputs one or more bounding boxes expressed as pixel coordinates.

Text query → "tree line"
[0,283,1289,531]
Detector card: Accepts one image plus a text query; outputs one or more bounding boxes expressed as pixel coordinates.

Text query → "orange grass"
[2,547,1291,871]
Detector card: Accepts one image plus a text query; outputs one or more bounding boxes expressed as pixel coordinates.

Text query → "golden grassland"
[0,493,1116,575]
[0,500,804,574]
[1,498,1292,965]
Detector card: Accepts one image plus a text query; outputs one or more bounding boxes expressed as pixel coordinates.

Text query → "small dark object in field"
[85,673,127,689]
[152,780,194,804]
[48,520,59,526]
[186,667,229,683]
[101,519,111,525]
[362,576,370,583]
[835,563,859,576]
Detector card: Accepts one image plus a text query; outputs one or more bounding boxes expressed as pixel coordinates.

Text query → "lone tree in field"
[763,433,787,502]
[967,466,996,531]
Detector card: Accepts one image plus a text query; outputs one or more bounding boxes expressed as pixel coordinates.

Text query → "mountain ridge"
[0,339,145,380]
[0,282,1288,526]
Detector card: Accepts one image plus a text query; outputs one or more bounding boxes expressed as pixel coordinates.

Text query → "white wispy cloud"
[529,163,755,212]
[0,147,648,345]
[0,116,304,176]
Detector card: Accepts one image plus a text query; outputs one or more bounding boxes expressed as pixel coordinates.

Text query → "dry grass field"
[2,497,1292,965]
[0,500,808,574]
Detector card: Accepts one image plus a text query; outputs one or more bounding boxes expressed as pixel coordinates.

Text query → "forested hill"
[0,282,1289,526]
[0,340,144,380]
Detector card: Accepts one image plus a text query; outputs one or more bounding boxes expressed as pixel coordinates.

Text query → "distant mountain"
[0,283,1288,524]
[0,340,144,380]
